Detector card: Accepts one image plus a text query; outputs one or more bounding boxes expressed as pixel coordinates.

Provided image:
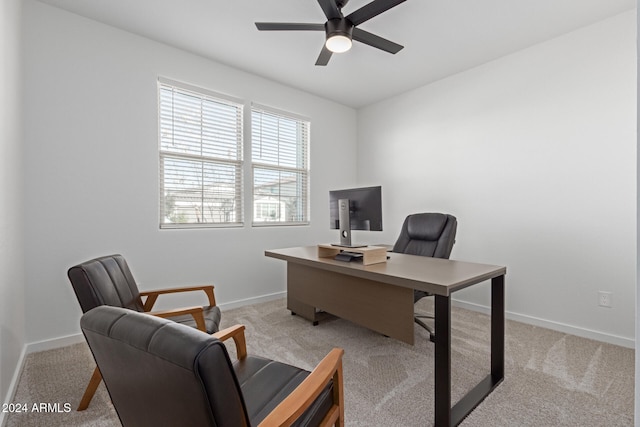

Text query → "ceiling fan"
[255,0,407,66]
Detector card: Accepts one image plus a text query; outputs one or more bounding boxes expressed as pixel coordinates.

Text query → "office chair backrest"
[68,254,144,313]
[392,213,457,259]
[81,306,248,427]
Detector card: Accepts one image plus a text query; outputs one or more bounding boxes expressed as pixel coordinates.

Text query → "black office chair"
[392,213,457,341]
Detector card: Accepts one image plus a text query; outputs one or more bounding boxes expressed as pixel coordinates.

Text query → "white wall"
[0,0,26,417]
[11,0,640,419]
[22,0,357,345]
[358,11,636,346]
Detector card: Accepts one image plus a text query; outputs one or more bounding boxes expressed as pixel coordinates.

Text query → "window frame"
[158,77,244,229]
[251,103,311,227]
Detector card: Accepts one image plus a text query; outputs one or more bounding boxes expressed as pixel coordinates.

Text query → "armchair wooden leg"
[77,366,102,411]
[334,358,345,427]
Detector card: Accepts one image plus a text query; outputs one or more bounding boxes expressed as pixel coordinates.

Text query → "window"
[158,78,243,228]
[252,105,310,225]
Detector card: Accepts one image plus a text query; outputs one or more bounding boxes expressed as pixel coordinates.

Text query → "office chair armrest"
[258,348,345,427]
[140,285,216,311]
[212,324,247,360]
[147,306,207,333]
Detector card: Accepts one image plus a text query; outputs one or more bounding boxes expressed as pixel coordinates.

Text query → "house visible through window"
[158,78,243,228]
[251,105,310,225]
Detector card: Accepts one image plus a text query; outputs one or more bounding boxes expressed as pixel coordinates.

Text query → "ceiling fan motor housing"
[325,18,354,39]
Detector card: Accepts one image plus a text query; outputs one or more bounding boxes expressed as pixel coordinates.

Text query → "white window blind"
[159,79,243,228]
[252,105,310,225]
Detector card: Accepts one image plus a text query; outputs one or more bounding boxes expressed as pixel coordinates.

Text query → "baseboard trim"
[218,291,286,311]
[452,299,635,349]
[21,291,288,355]
[1,346,27,427]
[25,332,86,355]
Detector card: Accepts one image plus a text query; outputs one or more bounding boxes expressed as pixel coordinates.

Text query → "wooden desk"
[265,245,506,427]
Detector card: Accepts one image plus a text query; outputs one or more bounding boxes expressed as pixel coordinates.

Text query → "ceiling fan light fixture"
[325,18,353,53]
[326,34,352,53]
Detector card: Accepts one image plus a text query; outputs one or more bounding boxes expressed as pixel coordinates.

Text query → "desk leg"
[434,295,452,427]
[491,275,505,381]
[434,275,506,427]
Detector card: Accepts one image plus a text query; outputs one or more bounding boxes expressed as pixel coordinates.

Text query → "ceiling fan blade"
[352,27,403,54]
[315,45,333,66]
[255,22,325,31]
[346,0,406,26]
[317,0,341,20]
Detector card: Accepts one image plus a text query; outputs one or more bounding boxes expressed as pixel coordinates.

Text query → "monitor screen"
[329,186,382,231]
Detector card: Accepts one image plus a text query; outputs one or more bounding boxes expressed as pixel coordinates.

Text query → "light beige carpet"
[6,298,634,426]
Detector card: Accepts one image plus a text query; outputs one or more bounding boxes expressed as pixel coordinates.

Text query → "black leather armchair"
[68,254,222,410]
[81,306,345,427]
[392,213,457,341]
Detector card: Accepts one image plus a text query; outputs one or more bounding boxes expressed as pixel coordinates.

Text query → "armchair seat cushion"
[166,305,221,334]
[234,355,334,427]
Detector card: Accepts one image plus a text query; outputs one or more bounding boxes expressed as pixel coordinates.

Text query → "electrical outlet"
[598,291,612,308]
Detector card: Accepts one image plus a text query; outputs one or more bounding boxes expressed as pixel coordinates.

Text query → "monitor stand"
[333,198,368,248]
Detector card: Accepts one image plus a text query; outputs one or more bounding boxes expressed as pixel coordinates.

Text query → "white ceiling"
[37,0,635,108]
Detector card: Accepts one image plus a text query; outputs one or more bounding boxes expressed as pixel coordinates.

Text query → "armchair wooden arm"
[140,285,216,312]
[258,348,345,427]
[212,324,247,360]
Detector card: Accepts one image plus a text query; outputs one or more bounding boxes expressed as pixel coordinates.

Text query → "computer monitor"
[329,186,382,247]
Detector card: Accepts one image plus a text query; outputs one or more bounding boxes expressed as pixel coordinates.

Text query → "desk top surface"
[265,246,506,296]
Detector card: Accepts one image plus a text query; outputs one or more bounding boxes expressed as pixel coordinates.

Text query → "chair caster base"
[415,316,436,342]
